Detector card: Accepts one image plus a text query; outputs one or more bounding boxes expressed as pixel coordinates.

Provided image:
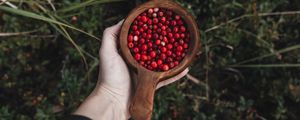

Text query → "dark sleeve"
[65,115,92,120]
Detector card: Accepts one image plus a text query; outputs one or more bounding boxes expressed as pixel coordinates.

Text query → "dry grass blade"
[186,73,206,86]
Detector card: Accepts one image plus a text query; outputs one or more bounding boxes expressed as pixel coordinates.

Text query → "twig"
[186,73,206,86]
[184,94,207,101]
[205,11,300,33]
[0,0,18,9]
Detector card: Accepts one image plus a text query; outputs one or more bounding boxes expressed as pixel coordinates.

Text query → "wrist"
[74,86,129,120]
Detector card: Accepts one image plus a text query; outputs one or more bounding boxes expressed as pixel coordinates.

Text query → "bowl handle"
[130,70,160,120]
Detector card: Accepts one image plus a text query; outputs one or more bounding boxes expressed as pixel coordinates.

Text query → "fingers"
[100,20,124,55]
[156,68,189,89]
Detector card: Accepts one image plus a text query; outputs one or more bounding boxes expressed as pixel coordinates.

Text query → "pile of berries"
[128,8,190,71]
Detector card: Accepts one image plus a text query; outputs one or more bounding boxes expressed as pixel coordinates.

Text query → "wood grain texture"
[119,0,200,119]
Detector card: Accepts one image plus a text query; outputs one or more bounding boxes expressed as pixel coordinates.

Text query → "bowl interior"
[119,0,200,80]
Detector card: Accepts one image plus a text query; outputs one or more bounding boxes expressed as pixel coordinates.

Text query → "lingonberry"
[135,54,141,60]
[133,47,139,53]
[128,42,134,48]
[162,64,169,71]
[155,39,161,45]
[150,51,156,58]
[151,61,158,68]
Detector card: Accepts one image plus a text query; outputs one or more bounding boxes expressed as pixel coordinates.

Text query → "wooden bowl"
[119,0,200,119]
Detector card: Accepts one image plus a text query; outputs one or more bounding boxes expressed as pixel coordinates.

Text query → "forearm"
[73,86,129,120]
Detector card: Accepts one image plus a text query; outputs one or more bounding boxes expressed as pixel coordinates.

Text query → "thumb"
[100,20,124,54]
[156,68,189,89]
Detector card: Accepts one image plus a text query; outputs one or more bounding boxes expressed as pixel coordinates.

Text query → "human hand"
[73,20,189,120]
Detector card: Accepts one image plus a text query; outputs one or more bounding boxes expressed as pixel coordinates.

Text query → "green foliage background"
[1,0,300,120]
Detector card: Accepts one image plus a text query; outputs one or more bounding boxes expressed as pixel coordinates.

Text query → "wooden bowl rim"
[119,0,200,81]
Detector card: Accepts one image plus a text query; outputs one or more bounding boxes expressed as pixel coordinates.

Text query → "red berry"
[153,18,158,23]
[168,33,173,38]
[141,16,148,23]
[147,19,153,25]
[183,43,188,49]
[157,60,163,65]
[132,25,138,30]
[180,33,185,38]
[174,33,180,39]
[179,39,185,45]
[138,21,143,26]
[166,28,171,33]
[139,28,144,32]
[165,21,170,25]
[155,39,161,45]
[141,44,148,51]
[150,51,156,58]
[175,15,180,20]
[177,46,183,51]
[176,51,182,56]
[167,44,173,49]
[171,20,177,26]
[147,29,152,34]
[161,26,166,30]
[133,47,139,53]
[167,50,172,56]
[154,8,159,12]
[158,11,164,17]
[170,38,175,43]
[173,27,179,33]
[160,17,166,23]
[169,62,175,68]
[174,61,179,66]
[141,55,148,61]
[157,28,162,33]
[153,33,159,39]
[146,34,152,39]
[148,42,153,47]
[162,31,167,35]
[178,20,184,25]
[161,47,167,53]
[180,26,186,32]
[135,54,141,60]
[152,13,157,17]
[163,37,168,43]
[160,53,167,60]
[158,23,163,27]
[128,35,133,42]
[148,8,154,14]
[134,31,140,35]
[128,42,134,48]
[162,64,169,71]
[151,61,158,68]
[167,11,173,16]
[140,38,145,44]
[143,24,148,30]
[153,25,158,30]
[142,33,147,38]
